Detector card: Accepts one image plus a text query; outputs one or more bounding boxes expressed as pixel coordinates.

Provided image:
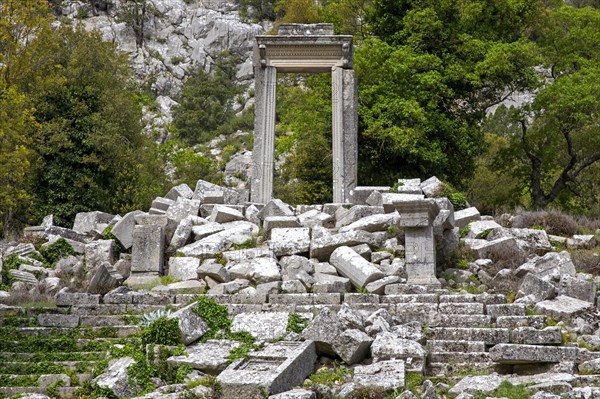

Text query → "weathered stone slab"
[263,216,300,239]
[453,207,481,229]
[231,312,289,341]
[365,276,400,295]
[330,246,384,289]
[152,197,174,212]
[38,313,80,328]
[165,183,194,201]
[88,262,124,295]
[258,199,295,219]
[432,328,510,345]
[370,332,427,372]
[167,339,241,373]
[519,273,556,302]
[448,374,503,396]
[110,210,143,249]
[94,357,136,398]
[485,304,526,318]
[56,292,100,307]
[168,301,209,345]
[180,224,254,258]
[73,211,114,235]
[510,326,562,345]
[534,295,594,322]
[353,360,405,391]
[227,258,280,284]
[152,280,206,294]
[217,341,317,399]
[339,212,400,233]
[209,205,245,224]
[310,230,386,261]
[381,193,425,213]
[198,259,229,283]
[85,239,115,274]
[270,228,310,256]
[516,251,576,280]
[311,273,351,293]
[269,389,316,399]
[296,209,333,228]
[489,343,584,364]
[335,206,384,229]
[131,224,164,274]
[465,220,503,239]
[558,275,597,303]
[168,257,201,281]
[350,186,390,205]
[167,218,193,252]
[166,198,200,223]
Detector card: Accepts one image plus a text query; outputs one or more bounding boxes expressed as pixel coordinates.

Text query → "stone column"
[395,200,440,287]
[251,65,277,203]
[332,67,358,203]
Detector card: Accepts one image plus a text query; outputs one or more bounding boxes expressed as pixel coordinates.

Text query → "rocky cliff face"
[56,0,264,141]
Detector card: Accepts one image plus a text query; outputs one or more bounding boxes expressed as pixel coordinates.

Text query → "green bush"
[140,316,181,346]
[286,313,308,333]
[38,238,75,267]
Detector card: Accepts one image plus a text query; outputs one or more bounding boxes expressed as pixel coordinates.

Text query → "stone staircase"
[1,290,599,398]
[0,303,143,399]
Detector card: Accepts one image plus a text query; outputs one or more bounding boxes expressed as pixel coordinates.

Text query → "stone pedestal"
[395,200,440,287]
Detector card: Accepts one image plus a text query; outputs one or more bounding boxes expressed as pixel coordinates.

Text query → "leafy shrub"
[1,254,25,289]
[39,238,75,267]
[193,297,232,340]
[305,363,353,387]
[140,316,180,345]
[286,313,308,333]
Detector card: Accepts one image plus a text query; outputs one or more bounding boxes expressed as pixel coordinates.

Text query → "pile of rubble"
[1,176,599,399]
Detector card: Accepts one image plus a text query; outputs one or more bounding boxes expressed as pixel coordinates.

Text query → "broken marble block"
[130,224,164,274]
[263,216,300,239]
[87,262,124,295]
[534,295,595,322]
[168,302,209,345]
[110,210,144,249]
[167,339,241,373]
[330,246,384,289]
[166,198,200,223]
[217,341,317,399]
[231,312,289,341]
[353,360,405,391]
[370,331,427,372]
[453,207,481,229]
[93,357,136,398]
[168,256,200,281]
[73,211,114,236]
[270,228,310,256]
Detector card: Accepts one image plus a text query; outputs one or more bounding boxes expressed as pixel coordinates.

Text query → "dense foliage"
[0,0,166,234]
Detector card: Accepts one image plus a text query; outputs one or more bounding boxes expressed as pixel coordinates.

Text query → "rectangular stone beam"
[332,67,358,203]
[251,65,277,203]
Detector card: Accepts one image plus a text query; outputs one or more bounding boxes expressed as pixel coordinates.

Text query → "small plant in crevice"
[140,309,174,328]
[286,313,309,333]
[39,238,76,267]
[140,316,180,346]
[304,363,353,387]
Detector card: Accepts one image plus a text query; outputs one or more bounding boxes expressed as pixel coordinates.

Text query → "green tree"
[486,5,600,212]
[0,84,36,237]
[19,26,166,226]
[354,0,543,188]
[172,52,243,144]
[118,0,162,47]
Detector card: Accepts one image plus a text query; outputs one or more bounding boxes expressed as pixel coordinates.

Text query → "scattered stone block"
[88,262,124,295]
[558,275,596,303]
[208,279,251,294]
[454,207,481,229]
[465,220,503,239]
[519,273,556,302]
[165,183,194,201]
[198,259,229,283]
[370,332,427,372]
[168,339,241,373]
[516,251,576,280]
[111,210,143,249]
[166,198,201,223]
[311,273,351,293]
[381,193,425,213]
[269,389,316,399]
[567,235,597,250]
[85,239,115,274]
[339,212,400,234]
[270,228,310,256]
[152,280,206,294]
[353,360,405,391]
[73,211,114,235]
[56,292,100,307]
[231,312,289,341]
[227,258,280,284]
[448,375,503,396]
[297,209,333,228]
[217,341,317,399]
[335,205,384,229]
[534,295,594,322]
[192,222,225,241]
[94,357,136,398]
[330,246,384,289]
[167,218,193,251]
[168,257,201,281]
[489,343,584,364]
[365,276,400,295]
[310,230,386,261]
[152,197,174,212]
[131,224,164,274]
[168,301,209,345]
[420,176,445,197]
[263,216,300,239]
[258,199,295,219]
[210,205,245,224]
[179,224,254,258]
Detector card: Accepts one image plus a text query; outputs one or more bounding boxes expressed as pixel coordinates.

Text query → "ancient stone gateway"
[251,24,358,204]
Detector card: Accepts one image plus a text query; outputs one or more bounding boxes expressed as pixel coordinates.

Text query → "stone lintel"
[255,35,353,72]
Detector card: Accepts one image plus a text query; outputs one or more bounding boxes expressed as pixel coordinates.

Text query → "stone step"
[2,337,137,352]
[0,352,106,361]
[431,327,510,345]
[428,351,491,363]
[0,361,100,374]
[0,306,67,318]
[426,340,486,353]
[435,314,492,328]
[495,315,547,329]
[427,362,509,378]
[489,343,587,364]
[0,385,81,399]
[438,302,485,315]
[486,304,527,318]
[5,325,139,338]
